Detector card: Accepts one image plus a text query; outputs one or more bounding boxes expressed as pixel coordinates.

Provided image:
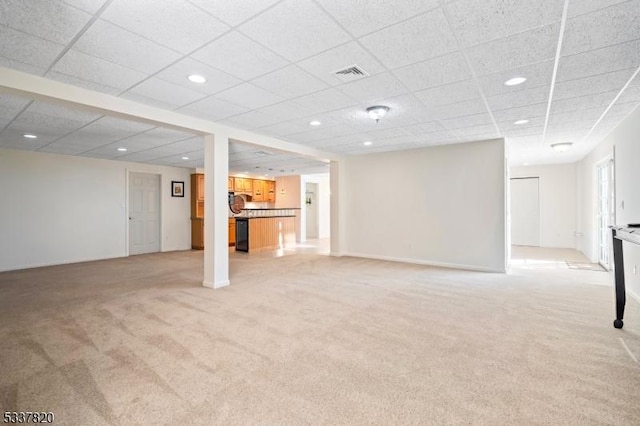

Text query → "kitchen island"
[234,209,298,252]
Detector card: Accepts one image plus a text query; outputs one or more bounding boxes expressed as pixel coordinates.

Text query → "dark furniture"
[611,225,640,328]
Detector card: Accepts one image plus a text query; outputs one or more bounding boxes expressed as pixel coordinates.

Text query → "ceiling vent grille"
[332,64,369,82]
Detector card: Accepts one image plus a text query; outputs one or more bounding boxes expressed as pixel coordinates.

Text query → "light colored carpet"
[1,248,639,425]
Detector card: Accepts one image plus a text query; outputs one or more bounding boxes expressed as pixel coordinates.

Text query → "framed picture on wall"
[171,181,184,197]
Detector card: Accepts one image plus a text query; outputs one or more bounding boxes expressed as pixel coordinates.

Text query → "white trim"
[203,279,230,289]
[629,287,640,306]
[343,252,506,273]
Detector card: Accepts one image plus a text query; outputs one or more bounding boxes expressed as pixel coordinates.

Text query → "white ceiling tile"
[616,86,640,104]
[0,0,91,45]
[251,65,329,99]
[255,121,310,138]
[548,105,605,125]
[51,49,148,91]
[337,72,408,103]
[487,85,550,111]
[87,116,155,135]
[604,101,639,119]
[216,83,283,110]
[0,57,47,76]
[119,92,178,111]
[45,70,122,95]
[428,98,489,120]
[292,88,358,114]
[296,41,386,85]
[557,39,640,82]
[192,31,288,81]
[444,0,564,47]
[187,0,281,26]
[568,0,632,17]
[50,132,116,150]
[554,68,635,100]
[492,102,547,123]
[502,125,544,138]
[359,9,457,69]
[74,19,181,74]
[143,126,196,141]
[466,24,560,75]
[39,143,93,155]
[238,0,351,62]
[102,0,229,54]
[24,101,101,123]
[0,25,64,69]
[442,113,494,130]
[0,127,65,146]
[317,0,439,37]
[255,101,314,121]
[12,110,90,133]
[562,1,640,56]
[413,80,480,108]
[125,77,206,109]
[550,91,618,114]
[479,60,554,96]
[403,121,447,136]
[61,0,108,13]
[0,95,31,121]
[154,57,242,95]
[177,96,249,121]
[222,110,281,129]
[394,52,471,91]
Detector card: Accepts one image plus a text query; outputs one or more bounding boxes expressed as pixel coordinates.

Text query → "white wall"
[341,139,507,272]
[577,106,640,301]
[0,148,192,271]
[511,164,577,249]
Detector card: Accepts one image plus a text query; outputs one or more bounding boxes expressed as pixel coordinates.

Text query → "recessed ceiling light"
[181,156,189,160]
[363,141,373,146]
[551,142,573,152]
[243,171,249,174]
[187,74,206,83]
[309,120,322,126]
[504,77,527,86]
[23,134,37,139]
[514,119,529,125]
[117,147,127,152]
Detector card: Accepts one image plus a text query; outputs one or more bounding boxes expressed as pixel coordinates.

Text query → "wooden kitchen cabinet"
[228,177,234,191]
[229,218,236,246]
[191,174,205,250]
[266,180,276,202]
[252,179,265,201]
[234,177,253,193]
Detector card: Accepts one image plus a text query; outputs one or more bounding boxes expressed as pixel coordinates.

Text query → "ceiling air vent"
[332,64,369,82]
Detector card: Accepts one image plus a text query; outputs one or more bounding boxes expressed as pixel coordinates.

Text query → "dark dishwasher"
[235,218,249,252]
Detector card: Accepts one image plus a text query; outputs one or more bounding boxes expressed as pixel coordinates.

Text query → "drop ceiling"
[1,0,639,169]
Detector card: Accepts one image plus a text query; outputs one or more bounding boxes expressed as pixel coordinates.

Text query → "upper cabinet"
[234,177,253,193]
[228,177,234,191]
[196,174,204,202]
[266,180,276,202]
[253,179,265,202]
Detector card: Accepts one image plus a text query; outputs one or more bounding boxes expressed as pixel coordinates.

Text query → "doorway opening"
[129,172,161,255]
[305,182,319,239]
[597,158,615,270]
[510,177,540,247]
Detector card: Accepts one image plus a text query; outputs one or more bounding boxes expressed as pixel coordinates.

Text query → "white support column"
[330,160,346,256]
[203,133,230,289]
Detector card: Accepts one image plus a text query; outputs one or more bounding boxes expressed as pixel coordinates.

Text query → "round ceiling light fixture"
[187,74,206,83]
[366,105,390,122]
[504,77,527,86]
[551,142,573,152]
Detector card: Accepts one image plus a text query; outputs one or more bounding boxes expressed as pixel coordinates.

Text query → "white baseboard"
[203,279,230,289]
[343,252,506,273]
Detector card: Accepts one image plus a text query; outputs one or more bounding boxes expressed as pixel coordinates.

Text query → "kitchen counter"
[235,216,296,252]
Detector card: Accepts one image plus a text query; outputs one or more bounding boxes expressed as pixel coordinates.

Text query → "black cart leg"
[612,229,625,329]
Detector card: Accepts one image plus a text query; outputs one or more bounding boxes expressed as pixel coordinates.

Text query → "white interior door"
[305,182,319,239]
[510,177,540,246]
[597,159,615,269]
[129,172,160,255]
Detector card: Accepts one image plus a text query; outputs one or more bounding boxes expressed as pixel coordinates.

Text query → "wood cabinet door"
[228,177,234,191]
[253,179,264,201]
[243,178,253,193]
[197,174,204,201]
[266,181,276,202]
[234,177,245,193]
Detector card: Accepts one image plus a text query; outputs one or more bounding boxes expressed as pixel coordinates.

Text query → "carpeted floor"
[1,248,639,425]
